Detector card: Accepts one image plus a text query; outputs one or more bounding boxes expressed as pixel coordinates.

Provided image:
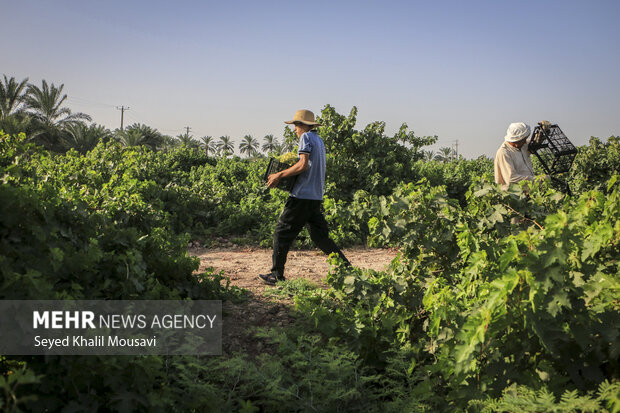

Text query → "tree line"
[1,74,466,161]
[0,75,300,157]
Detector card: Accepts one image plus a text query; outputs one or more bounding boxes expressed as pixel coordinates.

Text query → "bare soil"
[189,247,398,356]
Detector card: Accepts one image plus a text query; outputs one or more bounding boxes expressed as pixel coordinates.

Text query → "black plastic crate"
[263,158,297,192]
[529,123,578,175]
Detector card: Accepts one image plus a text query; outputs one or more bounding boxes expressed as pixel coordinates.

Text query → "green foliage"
[0,367,42,413]
[23,79,91,151]
[570,136,620,195]
[411,156,494,203]
[0,131,243,409]
[296,259,425,367]
[0,132,242,301]
[323,190,381,245]
[0,75,29,120]
[263,278,321,300]
[2,113,619,410]
[297,175,619,409]
[317,105,437,201]
[468,380,620,413]
[158,328,433,413]
[63,122,112,153]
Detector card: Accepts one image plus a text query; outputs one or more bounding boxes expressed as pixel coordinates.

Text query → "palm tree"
[24,80,91,150]
[0,75,29,120]
[201,136,216,156]
[64,123,111,153]
[159,135,177,151]
[116,129,147,147]
[239,135,259,157]
[124,123,163,150]
[434,147,454,163]
[176,132,199,148]
[273,143,284,156]
[0,114,35,137]
[217,135,234,157]
[423,150,435,161]
[261,134,279,154]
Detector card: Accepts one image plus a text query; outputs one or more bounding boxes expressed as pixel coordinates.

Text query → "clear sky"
[3,0,619,158]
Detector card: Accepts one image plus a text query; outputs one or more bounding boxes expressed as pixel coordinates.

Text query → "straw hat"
[504,122,531,142]
[284,109,321,126]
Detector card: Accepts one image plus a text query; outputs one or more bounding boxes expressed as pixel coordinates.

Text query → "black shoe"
[258,273,285,285]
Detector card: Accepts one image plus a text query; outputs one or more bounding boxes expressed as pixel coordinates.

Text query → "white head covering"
[504,122,531,142]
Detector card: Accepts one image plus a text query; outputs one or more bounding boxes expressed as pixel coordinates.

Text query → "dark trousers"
[271,197,350,278]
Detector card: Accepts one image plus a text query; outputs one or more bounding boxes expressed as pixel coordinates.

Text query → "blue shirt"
[290,131,326,200]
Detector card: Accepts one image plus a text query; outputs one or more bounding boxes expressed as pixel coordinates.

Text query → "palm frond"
[0,75,29,120]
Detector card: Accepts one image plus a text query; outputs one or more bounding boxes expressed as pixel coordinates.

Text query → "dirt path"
[189,247,398,355]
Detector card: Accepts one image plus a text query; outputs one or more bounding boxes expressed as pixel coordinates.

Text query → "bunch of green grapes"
[278,151,298,164]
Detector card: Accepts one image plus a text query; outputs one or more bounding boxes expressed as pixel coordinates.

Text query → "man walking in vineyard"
[259,109,350,285]
[494,122,536,190]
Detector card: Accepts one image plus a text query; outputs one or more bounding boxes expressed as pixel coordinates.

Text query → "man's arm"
[267,153,309,188]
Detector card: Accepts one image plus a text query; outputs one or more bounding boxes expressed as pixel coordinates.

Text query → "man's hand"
[266,154,309,189]
[266,172,282,188]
